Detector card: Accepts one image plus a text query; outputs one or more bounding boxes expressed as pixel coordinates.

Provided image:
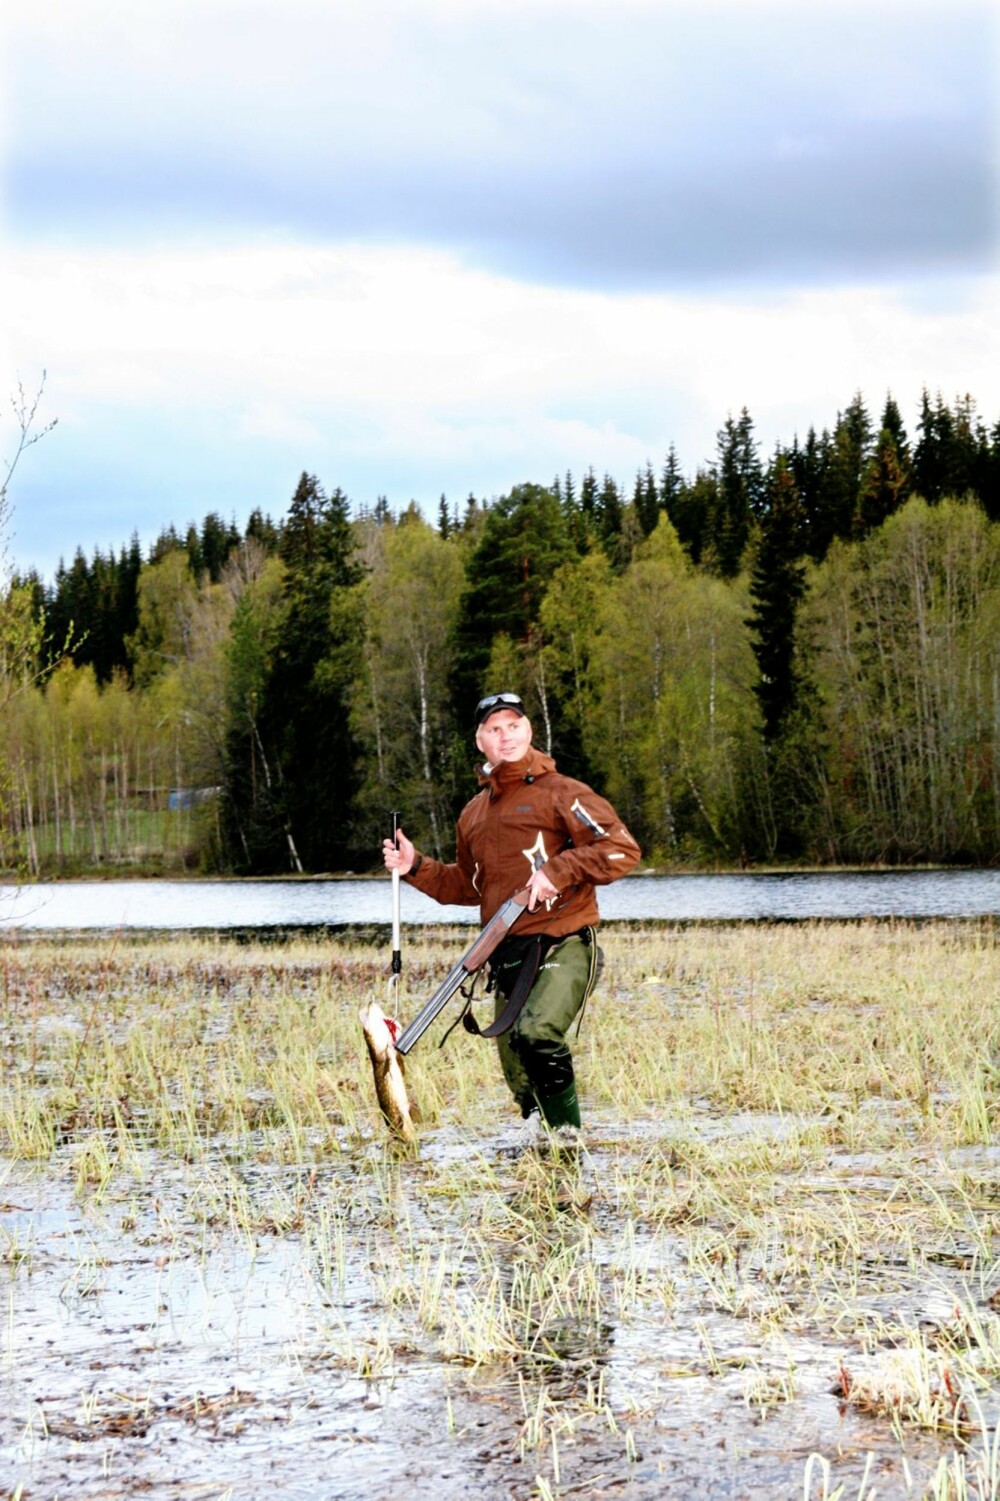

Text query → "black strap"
[437,976,479,1048]
[462,935,545,1040]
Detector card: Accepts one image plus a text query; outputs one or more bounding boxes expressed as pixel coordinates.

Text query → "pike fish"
[359,999,419,1143]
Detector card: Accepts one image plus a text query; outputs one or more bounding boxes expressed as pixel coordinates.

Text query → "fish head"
[358,999,398,1060]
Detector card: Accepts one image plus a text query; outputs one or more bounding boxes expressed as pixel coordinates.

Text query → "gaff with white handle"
[388,810,402,1027]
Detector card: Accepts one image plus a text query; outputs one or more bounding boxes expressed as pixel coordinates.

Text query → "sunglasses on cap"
[474,692,525,725]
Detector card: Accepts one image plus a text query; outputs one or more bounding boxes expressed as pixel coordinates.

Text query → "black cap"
[474,692,526,727]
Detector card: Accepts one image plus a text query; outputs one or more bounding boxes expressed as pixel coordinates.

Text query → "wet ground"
[4,1110,999,1500]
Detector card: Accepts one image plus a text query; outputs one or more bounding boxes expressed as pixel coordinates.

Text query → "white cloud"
[6,238,999,487]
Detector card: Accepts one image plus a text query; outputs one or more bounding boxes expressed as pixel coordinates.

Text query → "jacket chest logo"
[522,831,557,910]
[522,830,549,871]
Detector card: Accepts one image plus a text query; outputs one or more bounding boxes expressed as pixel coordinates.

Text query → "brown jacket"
[405,746,641,936]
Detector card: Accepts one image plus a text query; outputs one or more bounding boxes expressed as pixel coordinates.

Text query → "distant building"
[168,787,220,812]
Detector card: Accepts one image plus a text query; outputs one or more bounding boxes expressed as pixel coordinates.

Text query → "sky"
[2,0,998,583]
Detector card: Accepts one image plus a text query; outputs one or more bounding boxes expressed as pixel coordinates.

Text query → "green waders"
[492,929,599,1130]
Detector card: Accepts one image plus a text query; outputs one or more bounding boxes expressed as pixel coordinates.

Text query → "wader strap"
[463,936,544,1040]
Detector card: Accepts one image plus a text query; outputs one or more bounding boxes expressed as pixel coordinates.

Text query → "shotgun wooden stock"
[394,889,530,1055]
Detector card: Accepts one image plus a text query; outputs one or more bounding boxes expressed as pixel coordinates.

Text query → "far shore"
[1,859,989,884]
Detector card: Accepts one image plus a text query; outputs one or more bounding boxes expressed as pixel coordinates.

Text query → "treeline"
[4,386,1000,874]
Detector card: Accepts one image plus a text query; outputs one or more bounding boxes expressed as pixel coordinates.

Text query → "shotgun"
[393,889,529,1055]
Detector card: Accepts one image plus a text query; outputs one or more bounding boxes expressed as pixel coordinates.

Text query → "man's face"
[476,709,533,764]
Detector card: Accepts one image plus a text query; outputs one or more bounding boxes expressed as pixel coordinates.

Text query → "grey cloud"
[7,3,997,288]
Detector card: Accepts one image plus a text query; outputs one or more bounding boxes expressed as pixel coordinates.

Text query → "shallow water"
[3,925,998,1499]
[4,1110,998,1500]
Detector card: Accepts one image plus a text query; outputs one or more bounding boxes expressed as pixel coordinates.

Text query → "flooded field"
[2,921,999,1500]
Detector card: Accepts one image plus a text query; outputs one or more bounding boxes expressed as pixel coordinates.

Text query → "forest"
[3,385,1000,876]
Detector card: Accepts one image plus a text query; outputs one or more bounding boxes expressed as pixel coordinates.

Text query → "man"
[382,691,640,1131]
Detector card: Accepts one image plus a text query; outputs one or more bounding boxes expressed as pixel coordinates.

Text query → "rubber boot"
[537,1081,581,1131]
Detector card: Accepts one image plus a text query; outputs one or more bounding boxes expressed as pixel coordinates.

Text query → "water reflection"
[2,868,1000,931]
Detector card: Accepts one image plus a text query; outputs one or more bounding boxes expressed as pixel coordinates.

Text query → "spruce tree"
[245,474,364,870]
[450,482,575,711]
[879,394,910,469]
[200,512,239,580]
[184,523,204,578]
[596,473,624,551]
[633,462,659,537]
[747,456,806,743]
[560,469,592,552]
[978,420,1000,521]
[670,468,717,565]
[660,445,683,528]
[712,409,763,576]
[579,468,598,522]
[812,395,873,552]
[913,389,950,502]
[245,508,279,553]
[950,394,984,499]
[793,426,833,560]
[856,427,909,536]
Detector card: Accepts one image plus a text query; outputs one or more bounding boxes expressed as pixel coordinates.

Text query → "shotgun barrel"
[393,889,529,1055]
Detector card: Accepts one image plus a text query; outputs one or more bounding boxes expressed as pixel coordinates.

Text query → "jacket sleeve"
[542,783,641,890]
[404,816,481,907]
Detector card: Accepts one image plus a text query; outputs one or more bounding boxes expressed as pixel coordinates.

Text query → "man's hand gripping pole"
[393,890,529,1055]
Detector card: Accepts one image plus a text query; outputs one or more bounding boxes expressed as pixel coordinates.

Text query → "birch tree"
[806,497,1000,861]
[588,515,756,858]
[350,512,463,857]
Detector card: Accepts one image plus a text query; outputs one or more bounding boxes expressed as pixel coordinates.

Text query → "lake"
[2,868,1000,931]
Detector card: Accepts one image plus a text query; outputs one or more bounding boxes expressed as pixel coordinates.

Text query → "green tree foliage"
[199,511,242,580]
[743,458,817,858]
[248,474,363,871]
[0,654,218,874]
[856,425,910,537]
[879,394,910,469]
[668,467,718,566]
[219,545,288,871]
[806,496,1000,863]
[913,389,951,503]
[451,482,576,709]
[348,511,464,858]
[660,445,682,527]
[747,457,806,744]
[789,427,830,562]
[633,462,660,538]
[11,386,1000,876]
[127,549,200,687]
[596,474,624,555]
[588,516,756,860]
[245,507,280,552]
[710,409,764,576]
[537,548,613,780]
[810,394,874,557]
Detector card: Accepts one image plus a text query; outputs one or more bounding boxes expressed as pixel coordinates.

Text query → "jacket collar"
[479,744,556,790]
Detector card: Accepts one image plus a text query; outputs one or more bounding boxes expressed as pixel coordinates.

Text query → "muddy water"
[5,1112,998,1499]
